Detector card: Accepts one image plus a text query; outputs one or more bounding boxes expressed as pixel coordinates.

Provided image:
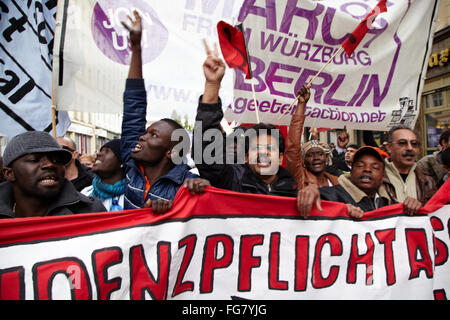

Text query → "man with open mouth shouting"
[120,10,208,213]
[0,131,106,218]
[193,39,299,198]
[192,39,324,218]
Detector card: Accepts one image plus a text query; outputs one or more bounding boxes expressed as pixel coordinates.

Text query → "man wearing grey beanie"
[0,131,106,218]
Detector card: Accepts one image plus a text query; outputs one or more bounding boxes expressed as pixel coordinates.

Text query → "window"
[432,92,443,106]
[74,133,91,155]
[425,110,450,149]
[425,94,433,108]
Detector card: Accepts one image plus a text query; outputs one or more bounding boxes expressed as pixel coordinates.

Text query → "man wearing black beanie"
[81,139,126,211]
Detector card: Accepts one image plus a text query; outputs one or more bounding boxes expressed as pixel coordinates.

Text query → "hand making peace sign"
[201,39,226,103]
[202,39,226,85]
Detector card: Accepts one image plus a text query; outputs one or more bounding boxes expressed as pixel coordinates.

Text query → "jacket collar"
[384,158,417,180]
[132,160,191,185]
[161,163,191,184]
[241,165,298,193]
[338,174,391,204]
[0,179,83,218]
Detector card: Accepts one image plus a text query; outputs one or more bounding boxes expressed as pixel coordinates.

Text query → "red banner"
[0,180,449,300]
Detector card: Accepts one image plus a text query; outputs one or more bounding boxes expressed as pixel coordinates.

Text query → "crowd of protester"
[0,10,448,219]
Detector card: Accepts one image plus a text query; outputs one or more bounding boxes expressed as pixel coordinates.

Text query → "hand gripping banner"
[0,180,449,300]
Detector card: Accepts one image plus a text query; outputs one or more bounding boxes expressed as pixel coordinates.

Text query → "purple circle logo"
[91,1,169,65]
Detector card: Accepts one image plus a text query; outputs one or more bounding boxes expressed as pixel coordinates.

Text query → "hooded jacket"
[121,79,198,209]
[0,179,106,218]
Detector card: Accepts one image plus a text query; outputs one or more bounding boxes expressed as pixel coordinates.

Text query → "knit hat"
[100,139,122,164]
[3,131,73,167]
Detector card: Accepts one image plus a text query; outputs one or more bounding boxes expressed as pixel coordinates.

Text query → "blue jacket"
[121,79,198,209]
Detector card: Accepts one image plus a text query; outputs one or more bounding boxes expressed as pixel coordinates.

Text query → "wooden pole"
[51,106,57,138]
[51,74,57,138]
[251,80,260,124]
[278,46,344,121]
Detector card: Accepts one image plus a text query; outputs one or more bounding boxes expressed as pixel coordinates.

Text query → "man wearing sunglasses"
[384,125,437,205]
[56,136,94,192]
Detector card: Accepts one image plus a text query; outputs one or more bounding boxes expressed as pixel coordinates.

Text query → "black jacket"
[319,175,396,212]
[71,159,94,192]
[193,97,298,197]
[0,179,107,219]
[329,157,350,176]
[208,163,298,197]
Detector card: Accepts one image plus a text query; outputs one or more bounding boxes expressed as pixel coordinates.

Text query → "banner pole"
[51,59,57,138]
[251,80,260,124]
[51,0,62,139]
[278,46,344,121]
[51,106,57,138]
[307,46,343,86]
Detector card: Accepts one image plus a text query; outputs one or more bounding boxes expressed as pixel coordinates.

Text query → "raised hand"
[297,84,311,105]
[121,10,142,49]
[294,84,311,117]
[202,39,226,86]
[310,127,319,140]
[337,126,349,149]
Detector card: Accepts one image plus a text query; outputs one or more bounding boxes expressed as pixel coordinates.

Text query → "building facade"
[63,111,122,156]
[417,5,450,157]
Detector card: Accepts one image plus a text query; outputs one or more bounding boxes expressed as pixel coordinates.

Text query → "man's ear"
[165,148,172,160]
[73,151,79,160]
[3,167,15,182]
[385,142,392,155]
[279,152,284,164]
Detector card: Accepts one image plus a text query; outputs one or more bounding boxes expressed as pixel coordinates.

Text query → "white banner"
[224,0,439,129]
[0,0,71,139]
[52,0,244,122]
[0,181,449,300]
